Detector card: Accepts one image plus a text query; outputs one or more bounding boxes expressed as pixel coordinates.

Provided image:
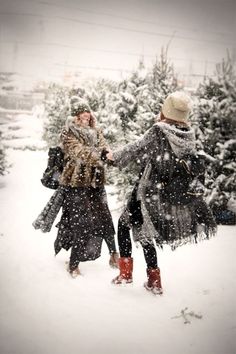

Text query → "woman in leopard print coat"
[54,100,116,277]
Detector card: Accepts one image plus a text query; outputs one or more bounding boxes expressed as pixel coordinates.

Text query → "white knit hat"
[162,91,192,122]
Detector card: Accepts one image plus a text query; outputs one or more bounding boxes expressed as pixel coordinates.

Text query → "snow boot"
[112,257,133,284]
[68,267,81,278]
[109,251,119,269]
[144,268,163,295]
[66,262,81,278]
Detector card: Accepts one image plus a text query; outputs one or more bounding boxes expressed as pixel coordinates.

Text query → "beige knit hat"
[162,91,192,123]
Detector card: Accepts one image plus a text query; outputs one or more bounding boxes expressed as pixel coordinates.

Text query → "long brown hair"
[89,113,96,128]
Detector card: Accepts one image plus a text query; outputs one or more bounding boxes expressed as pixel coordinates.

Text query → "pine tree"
[43,84,70,147]
[42,80,118,147]
[108,60,151,200]
[109,53,179,201]
[146,48,178,118]
[196,53,236,223]
[84,78,120,146]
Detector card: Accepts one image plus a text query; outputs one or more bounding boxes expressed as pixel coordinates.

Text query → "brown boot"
[144,268,163,295]
[66,262,81,278]
[109,252,119,269]
[69,267,81,278]
[112,257,133,284]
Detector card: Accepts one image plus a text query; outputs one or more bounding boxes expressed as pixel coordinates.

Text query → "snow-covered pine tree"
[108,60,151,201]
[110,53,179,201]
[42,79,118,147]
[83,78,120,146]
[43,84,70,147]
[145,48,178,121]
[196,53,236,224]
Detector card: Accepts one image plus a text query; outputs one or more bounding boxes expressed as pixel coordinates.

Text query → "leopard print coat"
[59,126,107,188]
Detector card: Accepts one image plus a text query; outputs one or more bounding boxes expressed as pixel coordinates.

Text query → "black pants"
[117,215,158,269]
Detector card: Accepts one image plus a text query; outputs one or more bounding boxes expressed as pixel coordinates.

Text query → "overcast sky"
[0,0,235,87]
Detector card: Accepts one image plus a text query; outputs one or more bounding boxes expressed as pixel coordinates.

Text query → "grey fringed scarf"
[157,121,196,157]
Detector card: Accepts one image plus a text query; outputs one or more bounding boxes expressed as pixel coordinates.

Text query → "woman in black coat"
[107,92,217,295]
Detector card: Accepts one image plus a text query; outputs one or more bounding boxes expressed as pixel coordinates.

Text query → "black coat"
[54,186,115,261]
[33,186,115,260]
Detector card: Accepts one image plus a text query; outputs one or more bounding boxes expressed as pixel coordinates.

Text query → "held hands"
[100,148,114,162]
[106,150,114,161]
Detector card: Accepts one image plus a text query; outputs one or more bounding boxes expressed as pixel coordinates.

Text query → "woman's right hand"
[106,151,114,161]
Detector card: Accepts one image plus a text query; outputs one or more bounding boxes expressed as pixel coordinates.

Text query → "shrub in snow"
[195,54,236,224]
[42,84,71,147]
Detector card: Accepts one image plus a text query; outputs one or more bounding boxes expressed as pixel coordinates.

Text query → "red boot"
[144,268,163,295]
[112,257,133,284]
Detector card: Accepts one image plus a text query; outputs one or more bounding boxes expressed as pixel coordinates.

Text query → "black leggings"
[117,217,158,269]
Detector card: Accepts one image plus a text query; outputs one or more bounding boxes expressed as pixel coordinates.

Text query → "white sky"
[0,0,235,87]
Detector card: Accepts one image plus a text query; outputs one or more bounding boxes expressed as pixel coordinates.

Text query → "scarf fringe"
[167,227,217,251]
[32,187,65,233]
[137,226,217,251]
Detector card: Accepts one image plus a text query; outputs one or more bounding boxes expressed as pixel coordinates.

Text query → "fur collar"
[65,116,97,146]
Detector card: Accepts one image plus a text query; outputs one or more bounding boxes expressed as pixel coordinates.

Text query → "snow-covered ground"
[0,112,235,354]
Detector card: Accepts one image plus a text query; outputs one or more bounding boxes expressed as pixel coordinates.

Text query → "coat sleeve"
[61,129,101,165]
[113,125,159,168]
